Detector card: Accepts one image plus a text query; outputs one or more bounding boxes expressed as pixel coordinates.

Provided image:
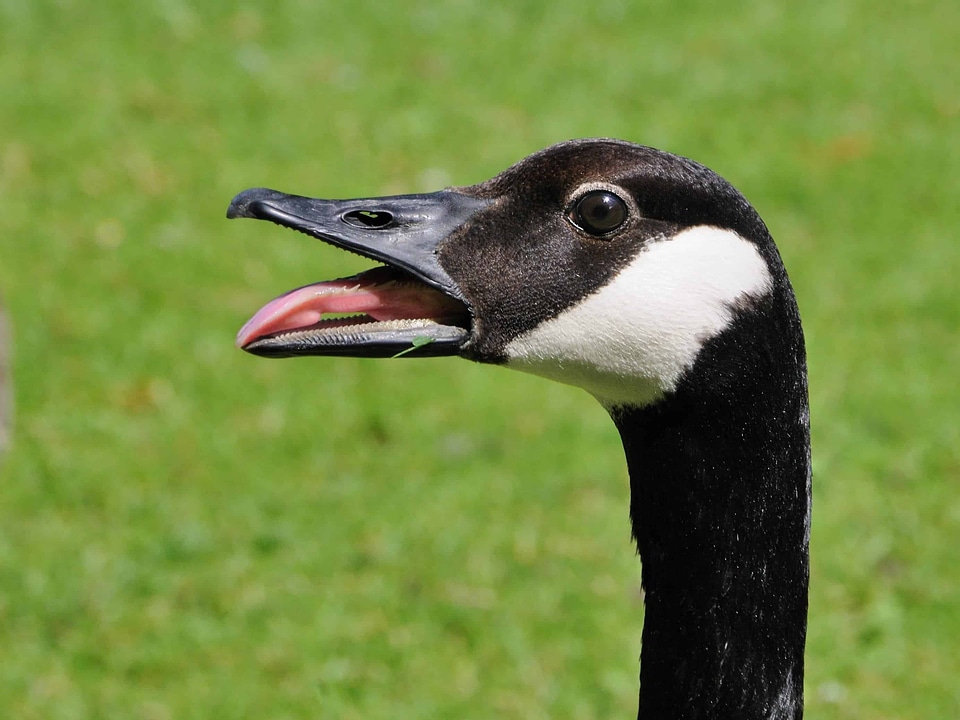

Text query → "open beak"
[227,188,490,358]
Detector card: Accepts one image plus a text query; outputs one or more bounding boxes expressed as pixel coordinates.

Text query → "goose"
[228,138,811,719]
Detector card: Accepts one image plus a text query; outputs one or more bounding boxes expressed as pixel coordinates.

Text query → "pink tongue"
[236,274,463,347]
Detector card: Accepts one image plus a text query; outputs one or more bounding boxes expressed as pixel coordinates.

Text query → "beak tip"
[227,188,277,220]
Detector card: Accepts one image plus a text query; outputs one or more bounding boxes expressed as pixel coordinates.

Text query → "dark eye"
[571,190,628,236]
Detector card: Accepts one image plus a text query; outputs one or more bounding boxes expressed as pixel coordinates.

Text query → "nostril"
[342,210,395,229]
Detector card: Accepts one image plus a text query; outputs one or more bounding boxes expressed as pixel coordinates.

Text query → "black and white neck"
[500,206,811,720]
[614,281,809,720]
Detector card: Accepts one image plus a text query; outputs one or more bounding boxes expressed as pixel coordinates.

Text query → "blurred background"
[1,1,957,718]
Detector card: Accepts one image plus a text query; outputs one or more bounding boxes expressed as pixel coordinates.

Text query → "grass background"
[2,0,958,718]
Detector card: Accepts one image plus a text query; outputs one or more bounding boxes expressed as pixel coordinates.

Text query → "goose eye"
[571,190,628,236]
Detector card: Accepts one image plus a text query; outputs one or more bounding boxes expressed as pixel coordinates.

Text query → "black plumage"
[230,138,811,719]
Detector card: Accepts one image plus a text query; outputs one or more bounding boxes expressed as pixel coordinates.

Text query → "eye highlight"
[570,190,628,236]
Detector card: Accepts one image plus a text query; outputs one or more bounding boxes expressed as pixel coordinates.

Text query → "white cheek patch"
[504,226,773,408]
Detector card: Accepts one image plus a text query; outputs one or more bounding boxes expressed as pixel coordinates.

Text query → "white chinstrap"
[504,225,773,407]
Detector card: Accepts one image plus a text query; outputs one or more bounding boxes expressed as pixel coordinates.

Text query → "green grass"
[2,0,958,718]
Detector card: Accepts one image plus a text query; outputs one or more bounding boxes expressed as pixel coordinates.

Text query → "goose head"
[230,138,790,411]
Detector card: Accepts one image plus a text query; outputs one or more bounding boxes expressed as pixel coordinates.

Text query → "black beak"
[227,187,491,359]
[227,188,490,298]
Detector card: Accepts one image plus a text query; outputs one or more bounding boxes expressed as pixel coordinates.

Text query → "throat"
[613,377,811,719]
